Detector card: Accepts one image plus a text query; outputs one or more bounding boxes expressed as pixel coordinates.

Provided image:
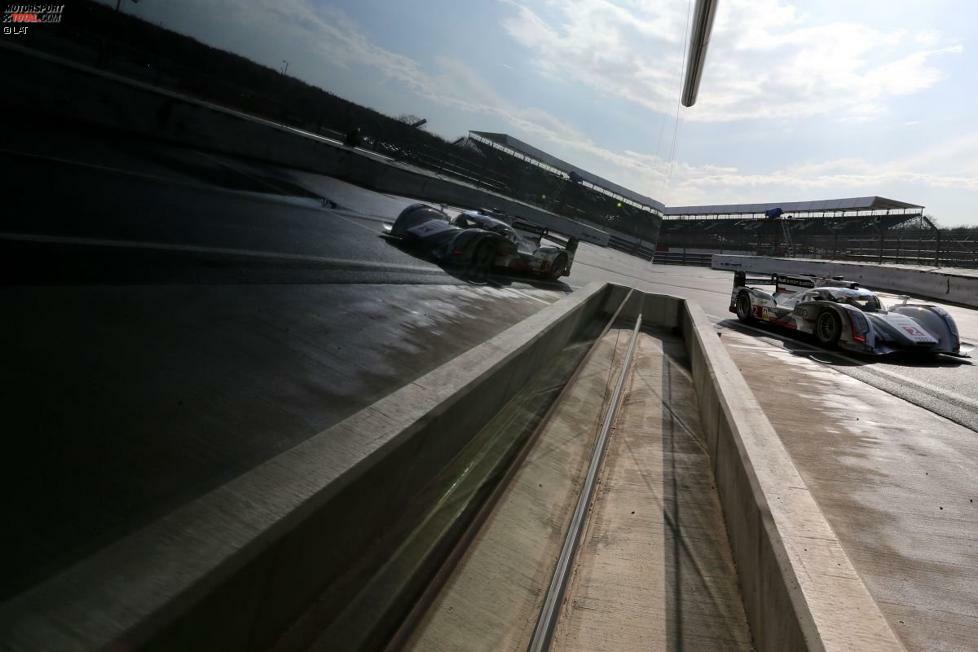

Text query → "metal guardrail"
[655,235,978,270]
[745,233,976,269]
[824,236,978,268]
[652,251,713,266]
[608,235,655,260]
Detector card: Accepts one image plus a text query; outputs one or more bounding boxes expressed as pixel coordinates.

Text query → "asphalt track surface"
[3,127,978,644]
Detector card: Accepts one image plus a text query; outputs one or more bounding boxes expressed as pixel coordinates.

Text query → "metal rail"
[528,313,643,652]
[384,291,636,651]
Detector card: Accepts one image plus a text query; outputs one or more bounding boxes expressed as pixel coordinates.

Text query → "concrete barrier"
[609,291,902,651]
[0,41,609,246]
[1,283,902,651]
[676,300,902,651]
[713,254,978,309]
[0,283,617,650]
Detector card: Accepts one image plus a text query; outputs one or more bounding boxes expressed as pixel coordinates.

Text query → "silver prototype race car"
[383,203,576,279]
[730,272,967,356]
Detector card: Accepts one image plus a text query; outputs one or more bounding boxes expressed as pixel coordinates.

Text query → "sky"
[109,0,978,225]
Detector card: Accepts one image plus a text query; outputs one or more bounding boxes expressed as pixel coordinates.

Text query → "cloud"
[501,0,963,122]
[654,150,978,210]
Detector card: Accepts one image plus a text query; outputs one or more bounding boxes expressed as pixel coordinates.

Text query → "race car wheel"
[815,311,842,346]
[471,241,496,277]
[735,291,754,323]
[548,254,568,280]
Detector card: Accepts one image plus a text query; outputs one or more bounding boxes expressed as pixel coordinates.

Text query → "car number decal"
[888,314,935,342]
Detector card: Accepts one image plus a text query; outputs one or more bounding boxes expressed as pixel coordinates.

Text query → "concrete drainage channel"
[0,284,903,651]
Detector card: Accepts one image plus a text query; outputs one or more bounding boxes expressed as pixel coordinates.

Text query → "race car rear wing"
[733,271,857,293]
[513,218,579,253]
[733,271,777,287]
[512,218,548,238]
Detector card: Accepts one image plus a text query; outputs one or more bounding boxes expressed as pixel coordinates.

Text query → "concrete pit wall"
[0,283,617,651]
[678,300,901,651]
[610,291,902,651]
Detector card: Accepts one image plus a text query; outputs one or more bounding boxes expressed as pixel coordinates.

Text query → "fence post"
[921,216,940,267]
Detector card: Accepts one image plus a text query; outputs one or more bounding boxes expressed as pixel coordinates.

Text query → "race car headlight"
[848,309,869,343]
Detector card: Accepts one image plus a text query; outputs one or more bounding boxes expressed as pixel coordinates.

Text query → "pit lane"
[5,122,978,648]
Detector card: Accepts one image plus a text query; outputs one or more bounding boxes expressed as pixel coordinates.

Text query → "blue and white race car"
[383,204,576,279]
[730,272,967,356]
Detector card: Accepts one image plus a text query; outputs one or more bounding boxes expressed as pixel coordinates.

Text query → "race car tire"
[548,254,568,280]
[470,240,496,277]
[815,310,842,346]
[735,291,754,323]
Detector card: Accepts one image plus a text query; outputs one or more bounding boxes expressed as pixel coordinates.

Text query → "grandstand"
[465,131,663,255]
[457,135,926,262]
[468,132,665,214]
[658,196,924,258]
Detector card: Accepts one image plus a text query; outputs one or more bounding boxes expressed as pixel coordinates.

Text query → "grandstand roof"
[664,196,923,217]
[467,132,925,219]
[469,131,666,212]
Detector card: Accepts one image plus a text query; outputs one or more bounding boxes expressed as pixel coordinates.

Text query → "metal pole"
[921,215,940,266]
[916,215,922,265]
[682,0,720,107]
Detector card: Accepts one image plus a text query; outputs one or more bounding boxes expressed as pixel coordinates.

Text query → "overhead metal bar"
[682,0,719,107]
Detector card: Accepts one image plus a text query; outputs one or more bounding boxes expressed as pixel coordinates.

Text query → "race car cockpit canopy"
[453,211,511,234]
[811,287,883,311]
